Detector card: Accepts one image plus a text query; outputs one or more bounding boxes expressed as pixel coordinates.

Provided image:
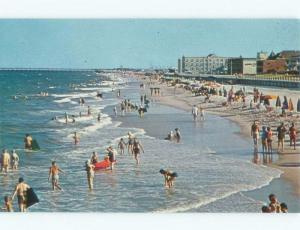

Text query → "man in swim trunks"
[277,123,287,152]
[289,123,297,150]
[48,161,64,191]
[132,138,144,164]
[85,160,95,190]
[250,121,260,147]
[107,146,116,170]
[24,134,33,150]
[12,177,30,212]
[1,149,10,173]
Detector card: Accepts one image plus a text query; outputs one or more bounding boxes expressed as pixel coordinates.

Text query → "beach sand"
[146,79,300,201]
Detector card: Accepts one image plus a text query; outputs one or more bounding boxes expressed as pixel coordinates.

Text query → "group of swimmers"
[165,128,181,143]
[261,194,288,213]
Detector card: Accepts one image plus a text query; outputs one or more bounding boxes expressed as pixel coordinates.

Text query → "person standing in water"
[289,123,297,150]
[48,161,64,191]
[174,128,181,143]
[132,138,144,164]
[12,177,30,212]
[277,123,287,152]
[11,150,19,170]
[251,121,260,148]
[24,134,33,150]
[2,196,13,212]
[87,106,91,116]
[73,132,80,145]
[127,132,134,154]
[199,107,205,121]
[64,112,68,124]
[90,152,99,164]
[107,146,116,170]
[114,106,118,117]
[97,112,101,122]
[192,105,198,121]
[118,138,126,155]
[1,149,10,173]
[85,160,95,190]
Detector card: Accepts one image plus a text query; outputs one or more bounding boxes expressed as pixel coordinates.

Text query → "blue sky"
[0,19,299,68]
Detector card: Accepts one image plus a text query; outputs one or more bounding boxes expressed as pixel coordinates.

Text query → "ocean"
[0,70,282,212]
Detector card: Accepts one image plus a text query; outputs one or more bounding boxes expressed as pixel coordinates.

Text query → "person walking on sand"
[73,132,80,145]
[192,105,198,121]
[289,123,297,150]
[277,123,286,152]
[251,121,260,147]
[1,149,10,173]
[48,161,64,191]
[118,138,126,155]
[11,149,19,170]
[85,160,95,190]
[12,177,30,212]
[24,134,33,150]
[132,138,144,164]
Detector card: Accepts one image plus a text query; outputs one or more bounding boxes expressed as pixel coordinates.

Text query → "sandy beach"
[144,78,300,198]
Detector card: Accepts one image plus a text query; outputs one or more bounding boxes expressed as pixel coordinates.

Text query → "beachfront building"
[256,50,300,74]
[181,54,229,75]
[227,57,257,75]
[257,59,287,74]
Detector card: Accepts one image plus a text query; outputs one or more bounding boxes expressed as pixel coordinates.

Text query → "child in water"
[2,196,13,212]
[159,169,178,188]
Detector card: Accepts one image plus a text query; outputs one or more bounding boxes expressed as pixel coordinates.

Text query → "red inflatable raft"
[94,159,116,170]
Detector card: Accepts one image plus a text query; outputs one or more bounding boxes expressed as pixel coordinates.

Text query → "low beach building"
[228,57,257,75]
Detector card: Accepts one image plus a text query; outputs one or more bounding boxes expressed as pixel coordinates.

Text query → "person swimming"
[24,134,33,150]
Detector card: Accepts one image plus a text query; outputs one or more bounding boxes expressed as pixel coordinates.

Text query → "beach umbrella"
[288,98,294,111]
[276,96,281,107]
[297,99,300,112]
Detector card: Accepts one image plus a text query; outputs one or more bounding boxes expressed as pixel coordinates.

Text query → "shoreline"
[146,80,300,198]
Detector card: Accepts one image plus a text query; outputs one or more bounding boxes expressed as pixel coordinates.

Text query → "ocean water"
[0,71,282,212]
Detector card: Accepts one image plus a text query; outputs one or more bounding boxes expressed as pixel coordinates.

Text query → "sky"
[0,19,299,69]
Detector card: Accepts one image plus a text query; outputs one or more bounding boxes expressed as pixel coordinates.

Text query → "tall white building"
[181,54,228,74]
